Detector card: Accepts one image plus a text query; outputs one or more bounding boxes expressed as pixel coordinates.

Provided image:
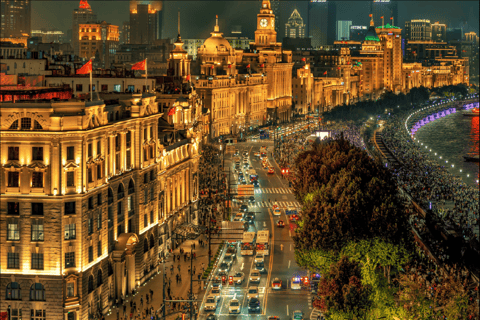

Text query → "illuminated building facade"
[31,29,64,44]
[432,22,447,42]
[78,22,119,68]
[0,90,201,320]
[285,9,305,39]
[129,0,163,45]
[376,23,403,93]
[120,22,130,45]
[337,20,352,41]
[308,0,336,47]
[0,0,31,38]
[72,0,97,56]
[405,19,432,41]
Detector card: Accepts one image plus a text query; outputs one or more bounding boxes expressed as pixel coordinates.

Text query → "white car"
[209,287,221,299]
[229,299,241,314]
[233,272,245,284]
[204,295,218,311]
[250,270,261,283]
[254,254,264,264]
[247,286,259,300]
[273,208,281,216]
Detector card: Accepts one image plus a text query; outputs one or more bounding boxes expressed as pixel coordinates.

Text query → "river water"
[415,109,479,187]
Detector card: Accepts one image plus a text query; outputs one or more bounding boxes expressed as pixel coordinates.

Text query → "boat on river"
[463,107,479,117]
[463,154,479,162]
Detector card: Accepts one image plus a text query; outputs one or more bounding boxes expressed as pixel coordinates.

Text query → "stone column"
[126,254,136,294]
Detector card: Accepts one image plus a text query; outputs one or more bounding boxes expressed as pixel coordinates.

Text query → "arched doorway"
[112,233,139,299]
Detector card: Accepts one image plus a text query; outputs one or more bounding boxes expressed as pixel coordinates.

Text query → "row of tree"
[322,84,470,123]
[292,136,477,319]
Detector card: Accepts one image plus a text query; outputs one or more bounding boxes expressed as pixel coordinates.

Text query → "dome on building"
[200,15,232,54]
[364,18,380,42]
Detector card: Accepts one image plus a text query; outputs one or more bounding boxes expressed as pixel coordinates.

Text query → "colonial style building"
[0,90,200,320]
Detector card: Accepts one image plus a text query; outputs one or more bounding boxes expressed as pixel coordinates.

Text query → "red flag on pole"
[210,65,214,69]
[337,67,341,70]
[76,59,92,74]
[168,107,176,116]
[369,14,372,18]
[131,59,146,70]
[186,74,191,81]
[380,16,384,19]
[260,63,264,68]
[323,71,327,75]
[301,57,306,62]
[390,17,393,20]
[246,64,250,68]
[228,64,232,68]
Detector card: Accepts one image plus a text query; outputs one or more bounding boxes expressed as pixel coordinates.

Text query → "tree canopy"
[292,137,410,253]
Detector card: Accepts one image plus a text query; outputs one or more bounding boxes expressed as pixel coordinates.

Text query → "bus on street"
[240,231,256,256]
[256,230,270,256]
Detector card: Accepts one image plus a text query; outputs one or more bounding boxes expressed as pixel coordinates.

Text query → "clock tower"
[253,0,278,49]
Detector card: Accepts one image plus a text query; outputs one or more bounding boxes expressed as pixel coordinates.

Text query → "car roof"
[248,286,258,290]
[230,299,239,303]
[206,295,215,299]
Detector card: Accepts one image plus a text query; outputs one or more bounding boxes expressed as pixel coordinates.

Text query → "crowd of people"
[381,107,479,247]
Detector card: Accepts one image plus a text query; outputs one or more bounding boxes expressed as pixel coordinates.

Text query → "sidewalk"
[106,234,220,320]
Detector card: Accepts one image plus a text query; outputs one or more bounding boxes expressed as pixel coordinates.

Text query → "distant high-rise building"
[271,0,280,35]
[121,21,130,44]
[446,27,463,42]
[465,31,479,46]
[1,0,31,38]
[129,0,162,45]
[72,0,97,56]
[285,9,305,38]
[405,20,432,41]
[308,0,336,47]
[349,25,368,41]
[370,0,398,28]
[336,20,352,40]
[31,29,65,43]
[431,22,447,42]
[79,21,119,68]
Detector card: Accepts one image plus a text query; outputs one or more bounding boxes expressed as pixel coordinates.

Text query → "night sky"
[32,0,479,39]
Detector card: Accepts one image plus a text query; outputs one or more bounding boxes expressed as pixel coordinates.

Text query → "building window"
[21,117,31,130]
[97,240,102,257]
[31,253,44,270]
[64,223,76,240]
[150,210,154,224]
[88,246,93,263]
[34,120,43,130]
[144,213,148,227]
[126,131,131,148]
[30,310,46,320]
[67,171,75,187]
[108,206,114,228]
[9,120,19,130]
[97,193,102,205]
[32,172,43,188]
[65,201,76,214]
[88,275,94,293]
[97,211,102,230]
[88,197,94,210]
[7,202,19,215]
[144,173,149,184]
[7,253,20,269]
[32,203,44,215]
[7,218,20,241]
[144,189,148,204]
[76,84,83,92]
[128,195,134,215]
[6,282,21,300]
[88,167,93,183]
[65,252,75,268]
[108,188,114,204]
[10,309,22,320]
[150,186,154,201]
[8,172,19,187]
[32,147,43,161]
[101,84,108,92]
[117,183,124,199]
[97,163,102,179]
[8,146,19,160]
[88,217,93,235]
[126,151,131,168]
[67,146,75,160]
[117,201,124,223]
[66,282,75,298]
[31,219,44,241]
[88,143,92,158]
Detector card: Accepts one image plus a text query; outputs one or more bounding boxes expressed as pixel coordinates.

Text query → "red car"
[289,214,299,222]
[272,278,282,290]
[277,220,285,228]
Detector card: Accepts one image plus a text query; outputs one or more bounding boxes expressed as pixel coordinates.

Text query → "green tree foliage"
[292,138,410,253]
[317,256,373,317]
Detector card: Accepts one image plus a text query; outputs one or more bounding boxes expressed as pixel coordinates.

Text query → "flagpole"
[145,58,148,92]
[90,68,93,101]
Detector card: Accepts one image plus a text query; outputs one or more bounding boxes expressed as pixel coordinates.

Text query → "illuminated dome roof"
[201,15,232,54]
[364,18,379,42]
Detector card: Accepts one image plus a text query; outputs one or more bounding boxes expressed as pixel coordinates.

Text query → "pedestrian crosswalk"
[231,200,301,209]
[254,187,293,194]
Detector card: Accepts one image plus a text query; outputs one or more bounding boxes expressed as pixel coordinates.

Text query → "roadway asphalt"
[197,139,312,320]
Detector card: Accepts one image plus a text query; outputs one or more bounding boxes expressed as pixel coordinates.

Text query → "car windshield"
[249,289,257,293]
[234,273,242,277]
[207,298,215,303]
[251,272,259,276]
[212,289,219,293]
[230,301,239,306]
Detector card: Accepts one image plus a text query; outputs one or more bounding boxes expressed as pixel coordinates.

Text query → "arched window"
[6,282,21,300]
[117,183,124,199]
[87,275,94,293]
[128,179,135,194]
[20,117,31,130]
[97,269,103,287]
[107,261,113,276]
[149,234,154,249]
[30,283,45,301]
[144,238,148,253]
[9,120,19,130]
[34,120,43,130]
[108,188,114,204]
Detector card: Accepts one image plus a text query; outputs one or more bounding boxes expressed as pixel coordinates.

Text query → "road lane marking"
[287,304,289,316]
[241,263,244,270]
[263,199,275,315]
[288,260,291,268]
[263,221,266,228]
[290,243,292,251]
[289,230,292,237]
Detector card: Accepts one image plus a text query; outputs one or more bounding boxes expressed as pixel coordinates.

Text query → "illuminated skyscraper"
[271,0,281,35]
[0,0,31,38]
[129,0,163,44]
[308,0,336,47]
[405,19,432,41]
[72,0,97,56]
[337,20,352,40]
[432,22,447,42]
[285,9,305,38]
